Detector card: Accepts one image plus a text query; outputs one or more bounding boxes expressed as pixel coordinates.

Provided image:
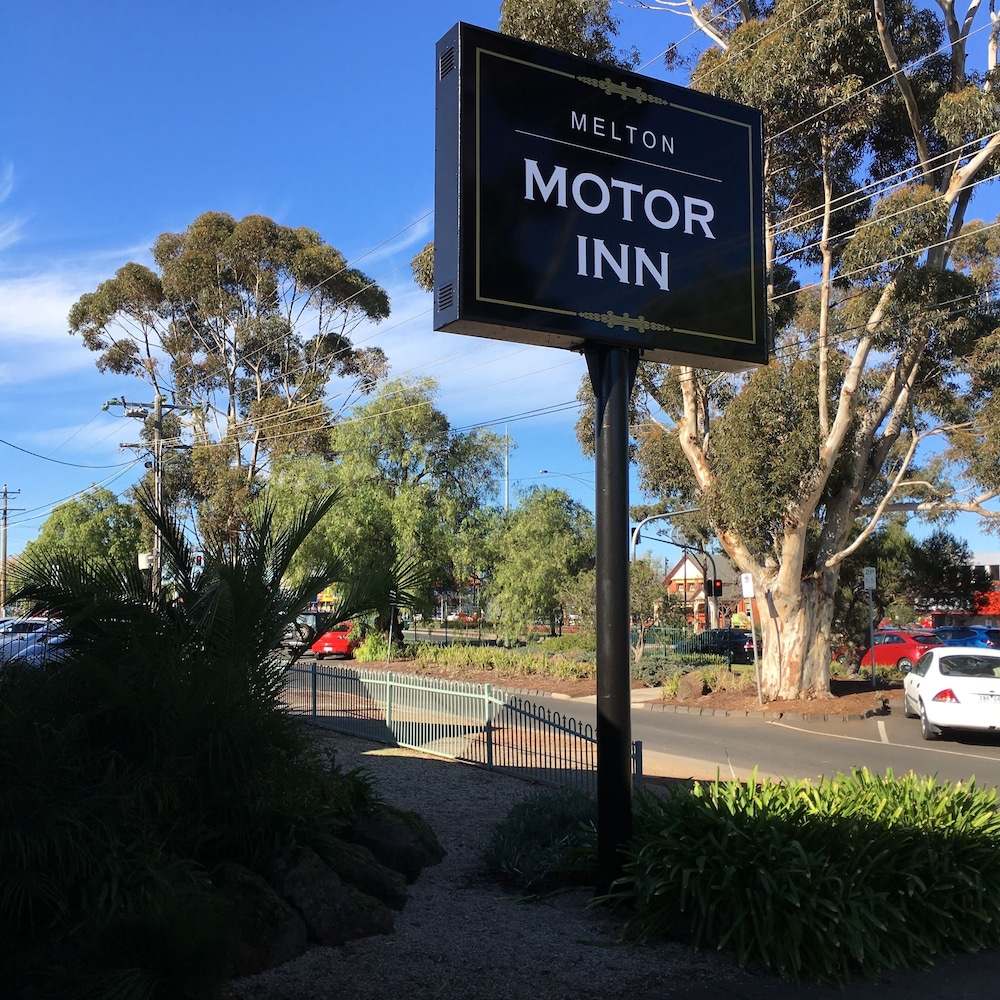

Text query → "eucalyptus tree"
[583,0,1000,697]
[19,487,142,573]
[68,212,391,536]
[490,487,595,638]
[271,377,505,617]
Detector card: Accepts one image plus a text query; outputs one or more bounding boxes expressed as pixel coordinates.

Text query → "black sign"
[434,23,767,370]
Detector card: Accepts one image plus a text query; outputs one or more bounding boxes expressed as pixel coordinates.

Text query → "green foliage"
[410,241,434,291]
[833,520,989,644]
[20,487,142,573]
[482,789,597,892]
[68,211,393,533]
[604,770,1000,985]
[412,641,595,682]
[353,630,392,662]
[1,486,397,987]
[538,630,596,653]
[490,487,595,638]
[499,0,638,69]
[272,377,504,612]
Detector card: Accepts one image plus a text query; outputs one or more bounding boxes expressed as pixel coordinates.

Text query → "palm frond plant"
[1,486,424,962]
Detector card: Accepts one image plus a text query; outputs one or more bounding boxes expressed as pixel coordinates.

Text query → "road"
[536,692,1000,788]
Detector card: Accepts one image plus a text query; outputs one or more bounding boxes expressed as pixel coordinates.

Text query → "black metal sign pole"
[586,343,637,891]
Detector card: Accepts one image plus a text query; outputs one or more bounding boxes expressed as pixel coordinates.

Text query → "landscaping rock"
[328,838,408,910]
[345,803,447,882]
[676,670,709,702]
[216,863,308,977]
[260,846,393,946]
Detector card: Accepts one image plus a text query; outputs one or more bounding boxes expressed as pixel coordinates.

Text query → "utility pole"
[104,395,179,601]
[152,394,164,599]
[1,484,23,613]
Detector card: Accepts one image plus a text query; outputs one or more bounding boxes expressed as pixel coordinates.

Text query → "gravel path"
[225,726,745,1000]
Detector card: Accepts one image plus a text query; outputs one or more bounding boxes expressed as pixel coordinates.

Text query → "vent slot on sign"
[437,283,455,311]
[439,47,455,79]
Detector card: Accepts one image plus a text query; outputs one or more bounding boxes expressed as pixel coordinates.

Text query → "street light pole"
[629,509,702,561]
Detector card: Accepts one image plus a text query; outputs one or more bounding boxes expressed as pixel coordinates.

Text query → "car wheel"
[836,652,847,664]
[897,657,913,671]
[919,702,940,741]
[315,653,325,660]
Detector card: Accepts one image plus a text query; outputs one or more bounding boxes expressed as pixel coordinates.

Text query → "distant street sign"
[863,566,876,591]
[740,572,755,599]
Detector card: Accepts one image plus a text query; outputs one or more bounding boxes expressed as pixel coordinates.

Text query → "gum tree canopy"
[593,0,1000,698]
[68,212,391,531]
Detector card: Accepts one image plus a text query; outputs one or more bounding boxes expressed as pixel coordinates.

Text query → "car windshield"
[0,620,48,635]
[938,654,1000,678]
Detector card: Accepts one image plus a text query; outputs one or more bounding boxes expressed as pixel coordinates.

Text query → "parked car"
[281,611,320,651]
[932,625,1000,649]
[0,617,66,667]
[311,624,358,659]
[903,646,1000,740]
[674,628,758,665]
[856,629,941,672]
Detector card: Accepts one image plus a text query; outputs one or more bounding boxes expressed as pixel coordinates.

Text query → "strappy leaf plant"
[1,486,422,995]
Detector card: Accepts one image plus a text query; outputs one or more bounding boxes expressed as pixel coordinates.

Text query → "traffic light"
[705,578,724,596]
[194,554,203,568]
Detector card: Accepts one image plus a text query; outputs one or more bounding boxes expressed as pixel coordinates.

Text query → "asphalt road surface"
[532,692,1000,789]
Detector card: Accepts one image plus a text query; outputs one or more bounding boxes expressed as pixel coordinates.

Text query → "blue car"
[932,625,1000,649]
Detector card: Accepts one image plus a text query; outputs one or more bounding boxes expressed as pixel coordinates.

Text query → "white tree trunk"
[757,573,838,700]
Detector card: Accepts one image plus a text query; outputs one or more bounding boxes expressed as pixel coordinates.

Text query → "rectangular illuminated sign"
[434,23,768,370]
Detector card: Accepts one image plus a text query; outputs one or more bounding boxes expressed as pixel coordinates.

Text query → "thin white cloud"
[0,162,24,252]
[341,271,587,428]
[0,272,100,383]
[0,162,13,202]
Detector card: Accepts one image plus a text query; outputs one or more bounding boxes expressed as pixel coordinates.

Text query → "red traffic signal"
[705,579,724,596]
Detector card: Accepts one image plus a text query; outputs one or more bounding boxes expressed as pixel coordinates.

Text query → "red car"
[310,625,358,659]
[857,630,942,672]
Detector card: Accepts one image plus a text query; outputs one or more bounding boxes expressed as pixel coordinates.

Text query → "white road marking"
[768,719,1000,764]
[878,720,889,744]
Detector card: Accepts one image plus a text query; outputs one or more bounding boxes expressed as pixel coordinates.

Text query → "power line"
[0,434,138,469]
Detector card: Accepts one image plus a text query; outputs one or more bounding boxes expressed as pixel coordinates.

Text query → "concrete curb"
[635,701,887,723]
[497,683,904,724]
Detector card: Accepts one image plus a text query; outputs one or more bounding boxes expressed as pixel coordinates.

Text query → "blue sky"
[0,1,997,561]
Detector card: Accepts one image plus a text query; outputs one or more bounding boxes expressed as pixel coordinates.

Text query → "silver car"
[0,617,66,667]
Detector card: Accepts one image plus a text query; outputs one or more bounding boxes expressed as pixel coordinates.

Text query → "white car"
[0,617,66,667]
[903,646,1000,740]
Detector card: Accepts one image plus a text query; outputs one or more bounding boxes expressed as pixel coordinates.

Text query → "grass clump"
[607,768,1000,986]
[482,789,596,893]
[484,770,1000,986]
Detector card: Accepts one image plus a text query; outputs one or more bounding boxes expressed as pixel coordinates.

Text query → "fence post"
[386,671,393,730]
[632,740,644,792]
[484,684,494,769]
[311,659,317,719]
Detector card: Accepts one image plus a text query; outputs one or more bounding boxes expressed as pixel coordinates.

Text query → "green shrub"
[603,769,1000,986]
[482,789,597,892]
[538,631,597,653]
[630,656,685,688]
[411,642,595,682]
[353,631,390,662]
